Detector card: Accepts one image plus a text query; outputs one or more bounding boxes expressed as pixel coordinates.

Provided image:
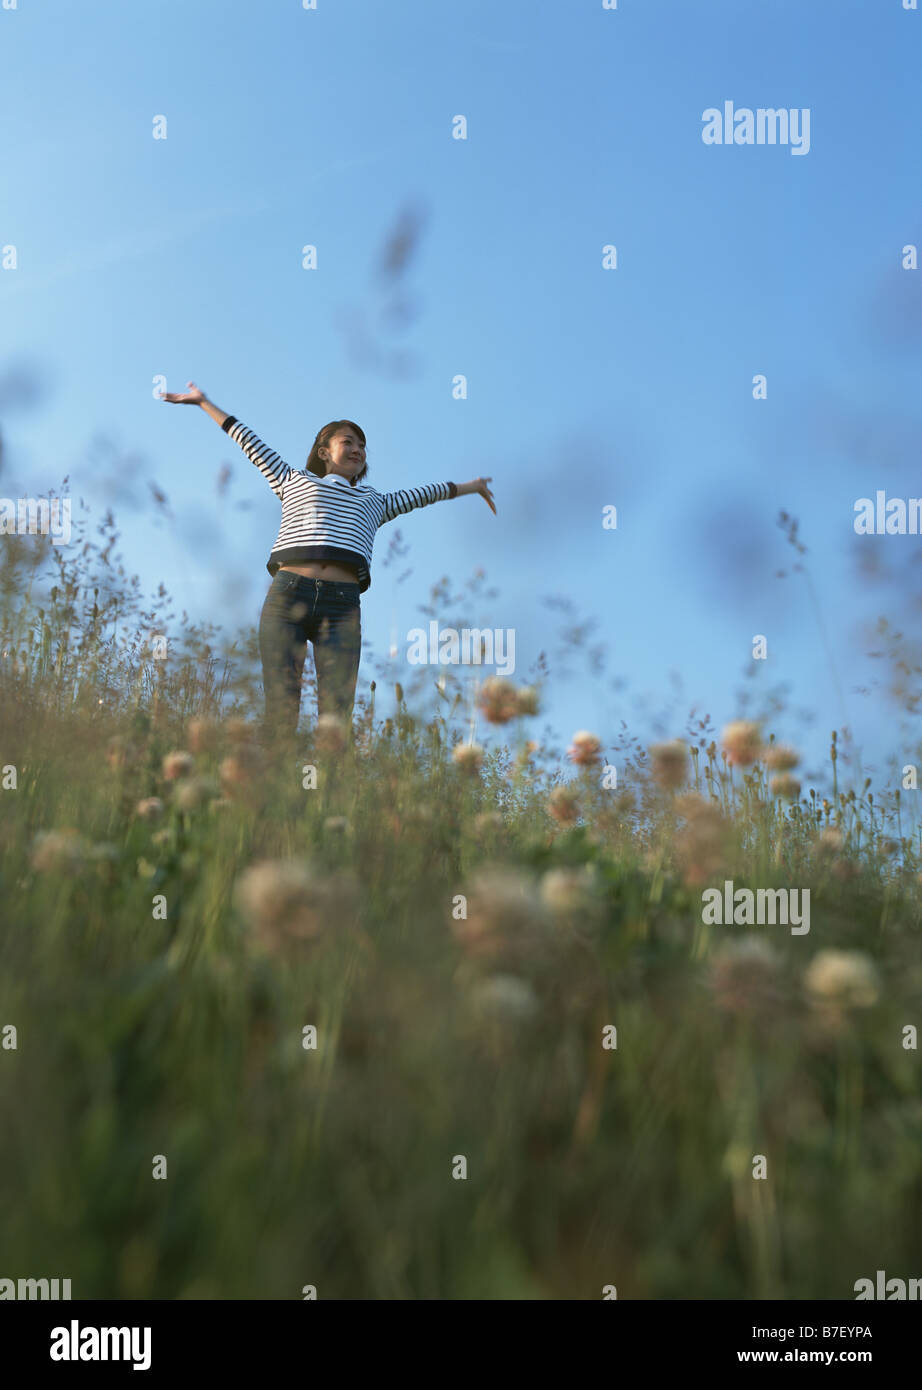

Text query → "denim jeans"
[257,570,362,742]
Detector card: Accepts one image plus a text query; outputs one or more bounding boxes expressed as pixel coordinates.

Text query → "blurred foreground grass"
[1,523,921,1301]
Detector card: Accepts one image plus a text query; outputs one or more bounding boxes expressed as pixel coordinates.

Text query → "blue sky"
[3,0,922,821]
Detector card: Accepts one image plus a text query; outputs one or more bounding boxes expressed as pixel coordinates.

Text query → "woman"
[160,382,496,746]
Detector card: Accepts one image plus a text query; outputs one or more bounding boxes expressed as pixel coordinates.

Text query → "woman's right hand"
[159,381,207,405]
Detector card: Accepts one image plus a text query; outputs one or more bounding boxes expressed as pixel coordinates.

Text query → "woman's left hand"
[471,477,496,514]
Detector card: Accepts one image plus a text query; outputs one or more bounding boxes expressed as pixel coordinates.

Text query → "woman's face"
[323,430,366,481]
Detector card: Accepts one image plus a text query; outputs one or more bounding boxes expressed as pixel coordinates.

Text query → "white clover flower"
[720,720,762,767]
[174,776,221,812]
[234,858,360,953]
[804,950,880,1009]
[162,750,194,781]
[567,731,602,766]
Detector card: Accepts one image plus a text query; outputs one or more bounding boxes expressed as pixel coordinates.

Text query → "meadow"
[1,500,920,1301]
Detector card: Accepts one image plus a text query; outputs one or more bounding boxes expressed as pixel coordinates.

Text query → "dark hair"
[306,420,368,485]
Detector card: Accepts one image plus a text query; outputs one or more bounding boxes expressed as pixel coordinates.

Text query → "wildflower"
[477,676,519,724]
[709,937,782,1016]
[567,730,602,766]
[650,739,688,790]
[30,829,88,872]
[174,775,221,812]
[162,750,194,781]
[547,785,581,826]
[234,858,360,954]
[763,743,800,771]
[452,741,484,774]
[450,866,549,962]
[720,720,762,767]
[804,950,880,1009]
[514,686,540,717]
[135,797,164,821]
[314,713,348,753]
[770,773,801,802]
[539,864,600,917]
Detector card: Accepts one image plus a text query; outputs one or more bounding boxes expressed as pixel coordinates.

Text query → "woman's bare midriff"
[279,562,360,583]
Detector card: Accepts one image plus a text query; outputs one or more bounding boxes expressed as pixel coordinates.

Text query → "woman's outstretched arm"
[160,381,291,499]
[380,476,495,525]
[159,381,228,427]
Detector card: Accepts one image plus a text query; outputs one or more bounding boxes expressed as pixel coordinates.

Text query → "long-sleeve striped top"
[221,416,458,593]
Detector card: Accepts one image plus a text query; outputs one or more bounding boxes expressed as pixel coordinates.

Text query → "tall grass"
[1,500,920,1301]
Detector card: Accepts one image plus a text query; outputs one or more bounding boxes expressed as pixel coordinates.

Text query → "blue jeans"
[257,571,362,740]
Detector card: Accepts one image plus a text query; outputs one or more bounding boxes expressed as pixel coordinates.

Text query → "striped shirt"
[221,416,457,593]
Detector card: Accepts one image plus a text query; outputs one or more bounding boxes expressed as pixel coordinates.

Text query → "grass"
[1,506,921,1301]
